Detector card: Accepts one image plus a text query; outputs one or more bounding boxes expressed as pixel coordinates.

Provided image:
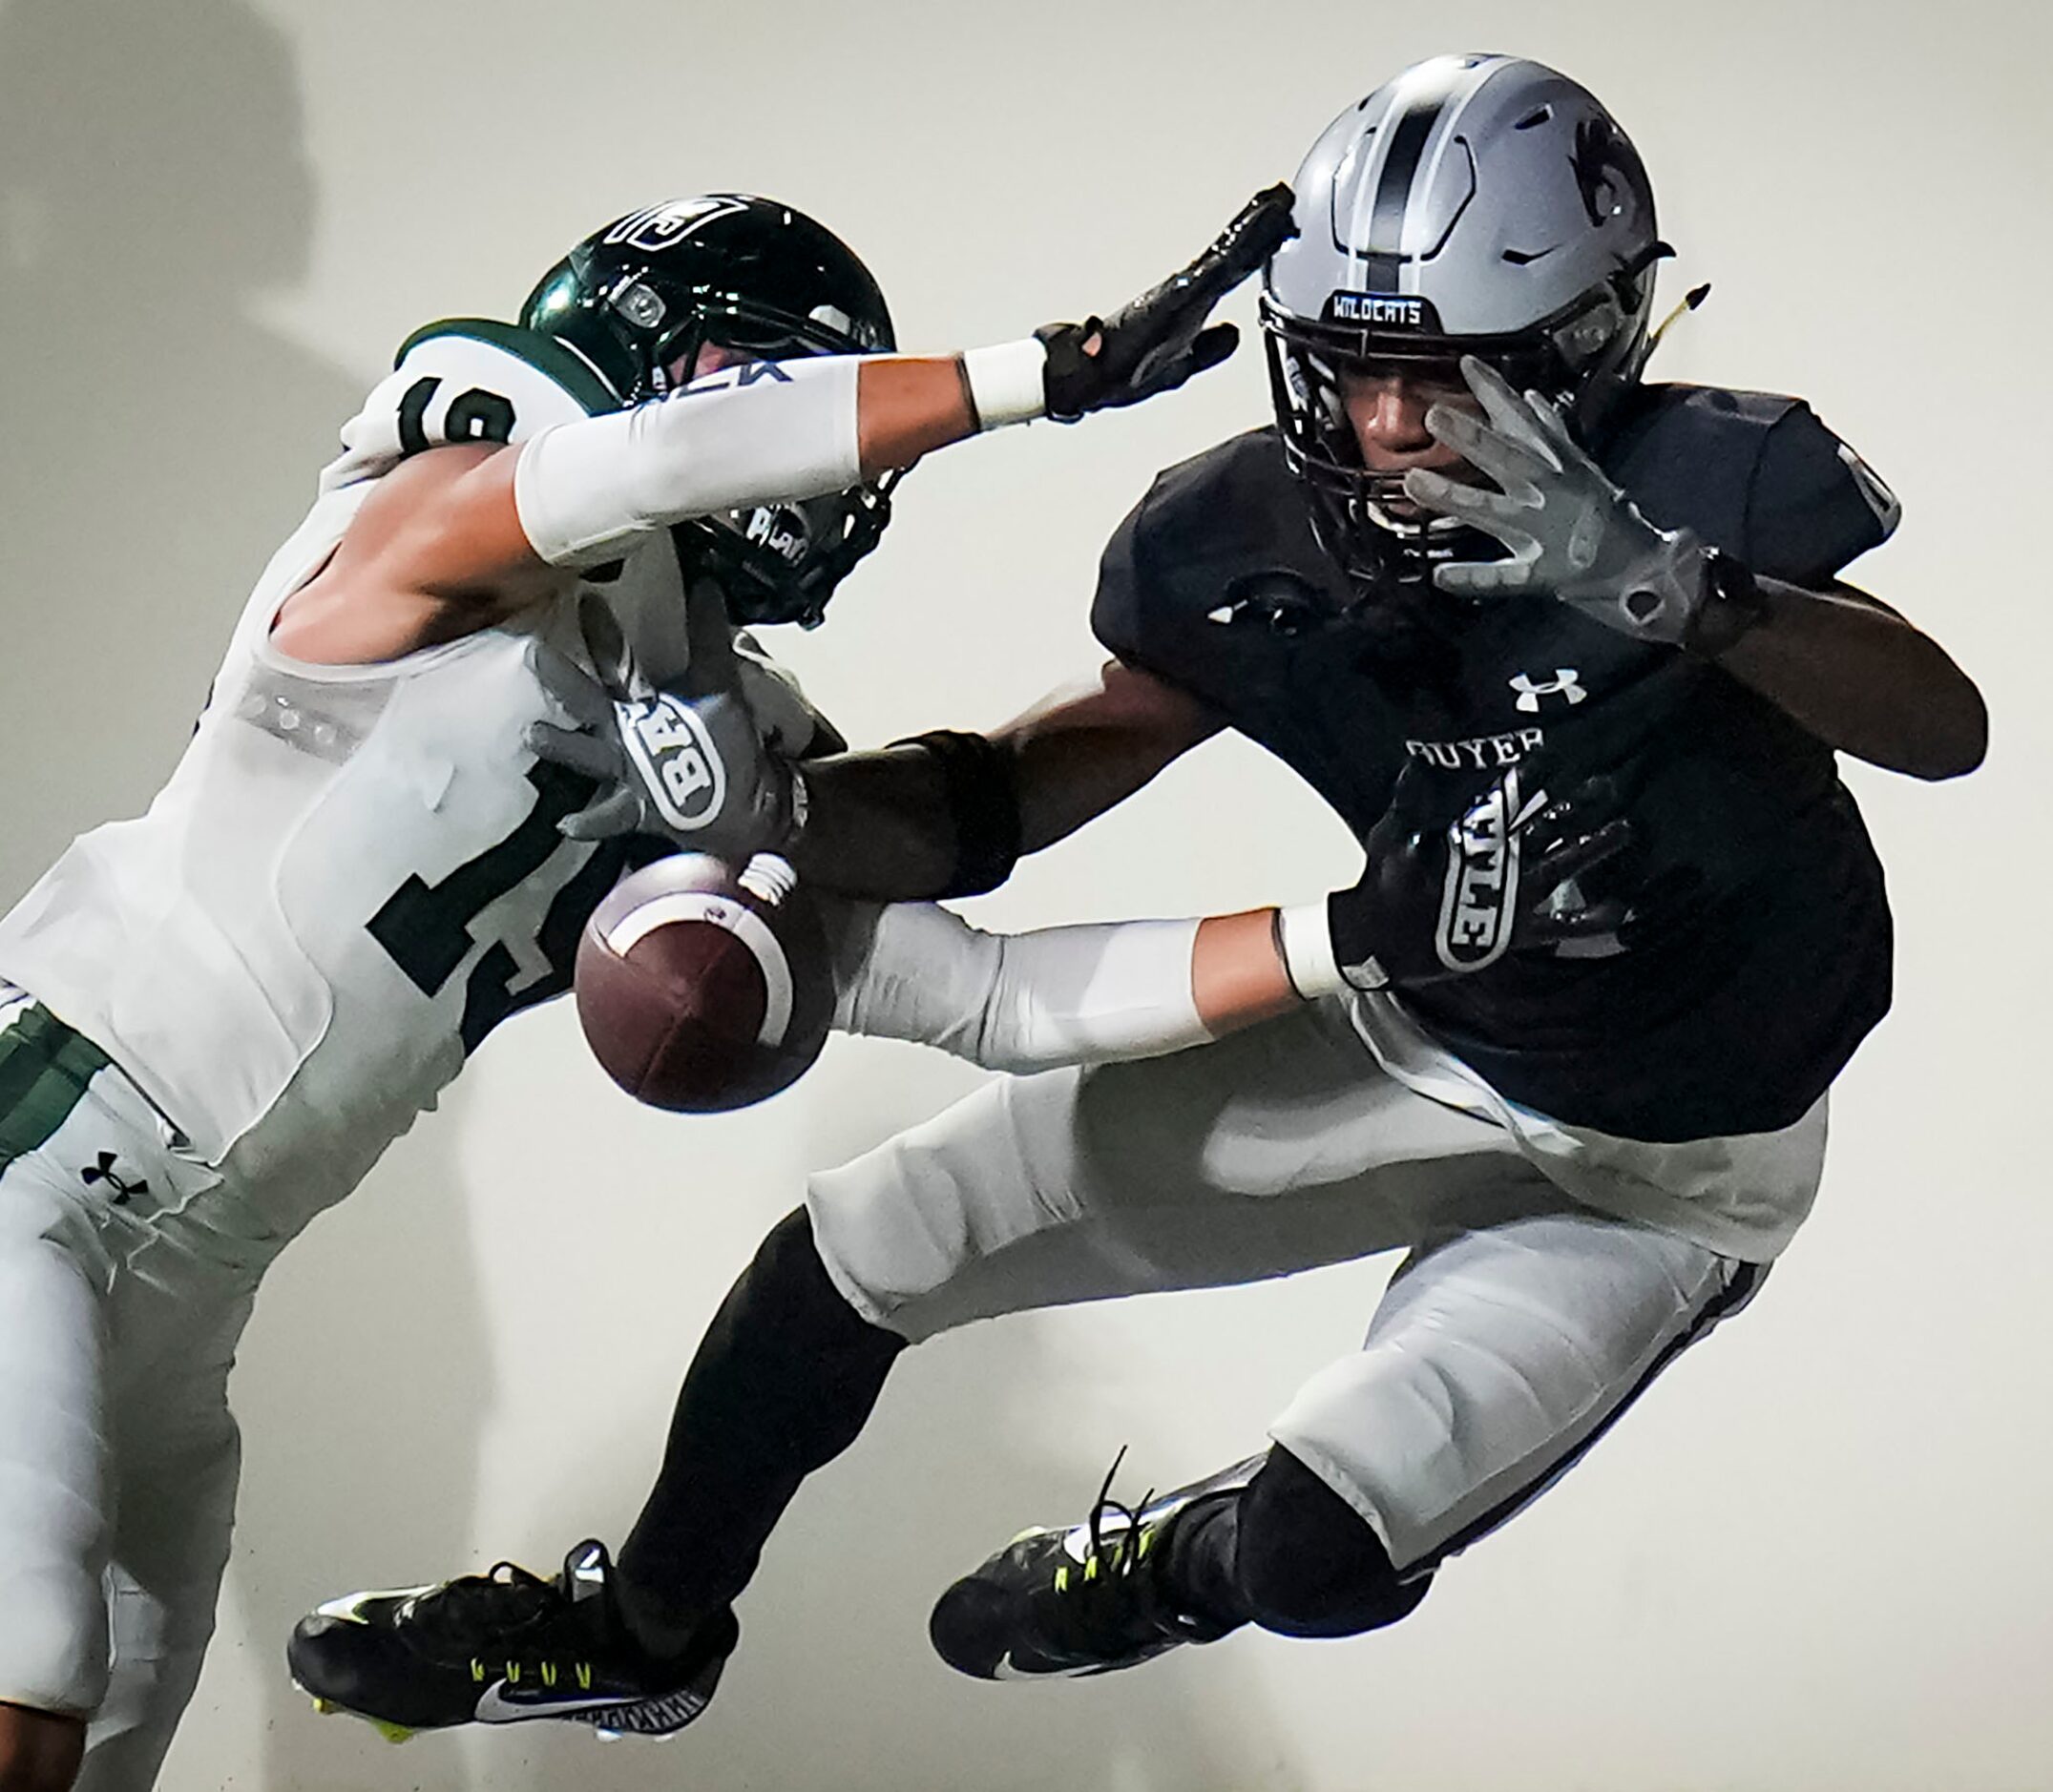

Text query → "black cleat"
[930,1453,1241,1681]
[287,1539,736,1740]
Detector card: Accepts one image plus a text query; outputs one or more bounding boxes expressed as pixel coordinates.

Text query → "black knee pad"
[1231,1448,1432,1639]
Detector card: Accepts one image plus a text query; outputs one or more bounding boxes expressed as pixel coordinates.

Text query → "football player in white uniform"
[289,53,1988,1757]
[0,186,1295,1792]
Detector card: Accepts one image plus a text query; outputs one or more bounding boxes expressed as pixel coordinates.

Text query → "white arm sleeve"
[831,901,1210,1073]
[513,357,862,568]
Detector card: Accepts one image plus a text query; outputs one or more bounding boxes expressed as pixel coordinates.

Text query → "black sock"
[614,1208,905,1657]
[1160,1448,1430,1640]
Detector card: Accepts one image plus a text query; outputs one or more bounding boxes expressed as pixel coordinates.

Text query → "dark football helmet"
[521,195,898,627]
[1262,55,1666,593]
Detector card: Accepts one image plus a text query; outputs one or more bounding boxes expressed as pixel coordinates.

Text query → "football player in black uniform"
[291,53,1984,1737]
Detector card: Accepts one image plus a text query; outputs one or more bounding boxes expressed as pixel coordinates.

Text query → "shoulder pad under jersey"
[1092,428,1340,678]
[1607,384,1898,586]
[319,319,621,496]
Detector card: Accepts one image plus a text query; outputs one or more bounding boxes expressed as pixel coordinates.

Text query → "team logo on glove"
[1435,768,1548,972]
[618,693,727,833]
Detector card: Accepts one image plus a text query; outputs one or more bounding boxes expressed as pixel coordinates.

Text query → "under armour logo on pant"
[1509,669,1587,713]
[81,1151,148,1205]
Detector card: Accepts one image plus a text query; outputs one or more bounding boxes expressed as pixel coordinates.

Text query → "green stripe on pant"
[0,1004,111,1176]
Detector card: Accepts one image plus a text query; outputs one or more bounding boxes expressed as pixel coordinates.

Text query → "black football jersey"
[1091,385,1899,1143]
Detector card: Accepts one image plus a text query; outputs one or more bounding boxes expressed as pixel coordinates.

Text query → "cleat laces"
[403,1561,561,1654]
[1073,1448,1157,1589]
[1037,1448,1181,1662]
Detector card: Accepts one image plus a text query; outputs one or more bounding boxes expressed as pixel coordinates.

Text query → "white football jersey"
[0,323,753,1233]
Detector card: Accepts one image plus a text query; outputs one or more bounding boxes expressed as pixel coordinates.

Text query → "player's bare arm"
[274,361,980,663]
[0,1699,85,1792]
[1406,354,1986,780]
[1697,576,1986,779]
[786,659,1224,900]
[848,751,1650,1067]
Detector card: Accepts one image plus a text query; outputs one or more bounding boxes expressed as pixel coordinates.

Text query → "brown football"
[575,852,833,1113]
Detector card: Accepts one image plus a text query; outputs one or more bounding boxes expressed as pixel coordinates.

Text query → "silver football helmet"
[1263,54,1665,584]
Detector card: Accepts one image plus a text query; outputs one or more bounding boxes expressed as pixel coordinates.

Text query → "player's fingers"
[1125,324,1241,406]
[557,787,642,840]
[575,594,653,701]
[1179,184,1298,307]
[524,636,617,728]
[1186,321,1241,375]
[1523,391,1603,478]
[1532,771,1627,838]
[1403,468,1532,532]
[524,719,618,781]
[1434,555,1533,597]
[1422,404,1551,496]
[1533,899,1631,942]
[1531,817,1635,888]
[731,661,810,755]
[1457,355,1559,466]
[681,580,743,697]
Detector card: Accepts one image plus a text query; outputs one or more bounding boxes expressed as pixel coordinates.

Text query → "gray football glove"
[1402,355,1715,646]
[524,587,799,859]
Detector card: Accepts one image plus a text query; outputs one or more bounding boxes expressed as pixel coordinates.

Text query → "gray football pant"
[807,1002,1761,1573]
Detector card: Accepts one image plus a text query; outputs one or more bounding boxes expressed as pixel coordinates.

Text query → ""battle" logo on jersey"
[620,693,726,833]
[1435,767,1548,972]
[1325,292,1442,330]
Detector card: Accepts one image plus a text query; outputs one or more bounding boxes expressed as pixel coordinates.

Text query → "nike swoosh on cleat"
[310,1585,433,1621]
[473,1681,647,1724]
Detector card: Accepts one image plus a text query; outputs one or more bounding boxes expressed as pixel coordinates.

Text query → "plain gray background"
[1,1,2046,1787]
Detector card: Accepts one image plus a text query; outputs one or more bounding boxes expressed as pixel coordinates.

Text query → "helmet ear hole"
[1553,291,1624,373]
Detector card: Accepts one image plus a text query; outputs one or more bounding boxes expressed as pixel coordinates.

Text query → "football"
[575,852,834,1112]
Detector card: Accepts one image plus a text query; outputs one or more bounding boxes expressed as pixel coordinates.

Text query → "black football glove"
[1326,759,1635,990]
[1037,184,1297,421]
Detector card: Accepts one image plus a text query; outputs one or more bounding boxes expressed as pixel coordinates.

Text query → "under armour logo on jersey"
[80,1151,148,1206]
[1435,769,1550,973]
[1509,669,1586,713]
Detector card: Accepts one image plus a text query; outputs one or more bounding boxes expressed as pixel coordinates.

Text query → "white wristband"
[514,356,863,568]
[1275,902,1350,1000]
[957,339,1049,432]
